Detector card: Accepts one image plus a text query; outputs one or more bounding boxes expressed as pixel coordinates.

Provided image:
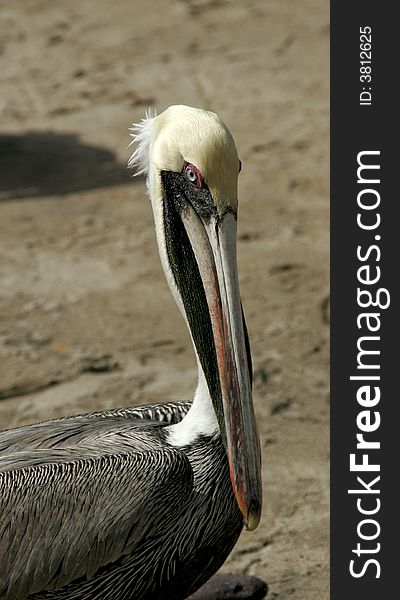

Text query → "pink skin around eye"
[183,162,204,190]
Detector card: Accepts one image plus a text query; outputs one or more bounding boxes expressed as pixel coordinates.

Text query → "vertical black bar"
[331,2,398,599]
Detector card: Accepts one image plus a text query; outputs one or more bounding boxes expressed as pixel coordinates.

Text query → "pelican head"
[129,105,262,531]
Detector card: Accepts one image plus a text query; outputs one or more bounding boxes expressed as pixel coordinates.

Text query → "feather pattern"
[0,402,242,599]
[128,108,158,176]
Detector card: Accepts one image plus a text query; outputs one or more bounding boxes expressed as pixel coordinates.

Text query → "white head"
[129,105,240,211]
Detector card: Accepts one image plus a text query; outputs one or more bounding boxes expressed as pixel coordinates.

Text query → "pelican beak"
[178,203,262,531]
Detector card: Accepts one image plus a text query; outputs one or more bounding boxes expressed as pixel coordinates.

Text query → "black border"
[331,2,398,597]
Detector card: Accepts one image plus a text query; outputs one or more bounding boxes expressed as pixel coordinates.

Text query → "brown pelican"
[0,105,262,599]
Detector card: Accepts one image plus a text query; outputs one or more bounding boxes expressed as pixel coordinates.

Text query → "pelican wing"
[0,401,192,455]
[0,423,192,598]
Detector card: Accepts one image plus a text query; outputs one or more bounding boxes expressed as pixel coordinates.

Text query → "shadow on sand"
[0,131,141,201]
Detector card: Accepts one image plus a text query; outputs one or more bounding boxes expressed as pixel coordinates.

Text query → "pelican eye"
[183,162,203,190]
[185,167,196,183]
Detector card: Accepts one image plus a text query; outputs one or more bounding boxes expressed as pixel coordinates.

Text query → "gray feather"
[0,402,242,599]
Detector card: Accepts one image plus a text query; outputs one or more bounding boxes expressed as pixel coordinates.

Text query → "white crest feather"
[128,108,158,176]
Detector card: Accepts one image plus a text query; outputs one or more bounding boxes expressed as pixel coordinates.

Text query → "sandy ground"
[0,1,329,598]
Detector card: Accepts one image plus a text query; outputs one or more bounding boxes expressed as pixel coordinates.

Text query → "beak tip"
[243,498,262,531]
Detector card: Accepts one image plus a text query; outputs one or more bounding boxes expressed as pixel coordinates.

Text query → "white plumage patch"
[128,108,157,176]
[127,105,240,211]
[167,369,219,448]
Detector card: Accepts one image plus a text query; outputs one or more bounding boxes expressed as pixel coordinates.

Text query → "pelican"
[0,105,262,600]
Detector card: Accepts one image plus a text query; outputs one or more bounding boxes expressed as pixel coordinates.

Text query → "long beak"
[180,205,262,531]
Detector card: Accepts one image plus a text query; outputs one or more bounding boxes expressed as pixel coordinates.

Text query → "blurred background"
[0,1,329,598]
